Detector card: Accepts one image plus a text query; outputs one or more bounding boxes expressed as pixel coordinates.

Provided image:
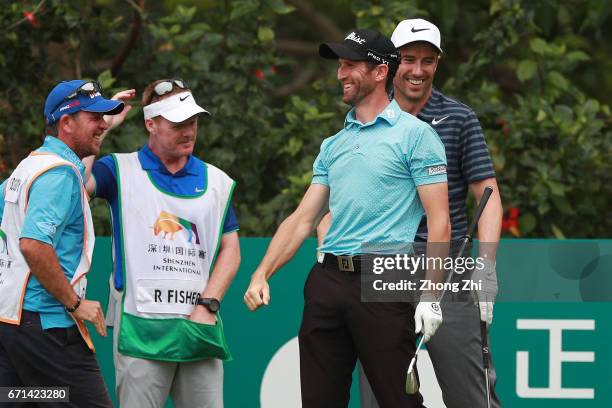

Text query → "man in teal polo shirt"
[87,79,240,408]
[0,79,126,406]
[245,29,450,407]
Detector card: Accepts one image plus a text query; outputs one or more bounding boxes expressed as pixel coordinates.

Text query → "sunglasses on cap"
[49,81,103,114]
[146,79,189,105]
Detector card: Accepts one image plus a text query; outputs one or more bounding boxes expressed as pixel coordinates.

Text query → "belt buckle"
[337,256,355,272]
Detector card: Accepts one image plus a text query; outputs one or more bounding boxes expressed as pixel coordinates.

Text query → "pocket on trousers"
[43,328,69,348]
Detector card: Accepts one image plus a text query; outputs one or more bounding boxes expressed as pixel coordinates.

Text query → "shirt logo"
[36,222,57,237]
[152,211,200,244]
[195,187,204,193]
[345,32,366,44]
[386,109,395,118]
[427,165,447,176]
[431,115,450,125]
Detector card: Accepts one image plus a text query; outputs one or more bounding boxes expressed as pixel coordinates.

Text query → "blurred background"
[0,0,610,237]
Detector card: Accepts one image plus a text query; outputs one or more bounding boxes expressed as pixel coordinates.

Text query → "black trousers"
[0,311,113,408]
[299,262,425,408]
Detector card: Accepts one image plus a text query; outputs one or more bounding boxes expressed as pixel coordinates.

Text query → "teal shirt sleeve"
[312,139,330,186]
[21,166,80,245]
[408,126,448,186]
[0,179,6,224]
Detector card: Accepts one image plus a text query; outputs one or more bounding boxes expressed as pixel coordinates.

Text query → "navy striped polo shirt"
[415,88,495,240]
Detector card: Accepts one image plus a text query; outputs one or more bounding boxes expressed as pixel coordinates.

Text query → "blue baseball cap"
[44,79,125,125]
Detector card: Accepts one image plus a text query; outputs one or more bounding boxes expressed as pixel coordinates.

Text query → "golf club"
[406,185,494,395]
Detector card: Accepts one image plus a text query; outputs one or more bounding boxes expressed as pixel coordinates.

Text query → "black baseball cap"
[319,29,399,67]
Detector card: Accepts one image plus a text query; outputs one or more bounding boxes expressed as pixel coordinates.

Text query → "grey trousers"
[359,300,502,408]
[111,288,224,408]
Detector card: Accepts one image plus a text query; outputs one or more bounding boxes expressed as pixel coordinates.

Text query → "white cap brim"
[143,91,209,123]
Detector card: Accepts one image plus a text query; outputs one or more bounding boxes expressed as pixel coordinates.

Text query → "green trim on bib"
[118,312,232,362]
[145,162,207,199]
[209,180,236,270]
[111,154,131,326]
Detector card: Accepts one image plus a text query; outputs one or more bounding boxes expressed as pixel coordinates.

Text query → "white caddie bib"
[113,152,235,361]
[0,152,95,349]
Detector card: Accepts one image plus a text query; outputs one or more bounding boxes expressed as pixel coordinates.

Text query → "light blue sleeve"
[0,179,6,224]
[311,140,330,186]
[21,166,80,245]
[409,126,448,186]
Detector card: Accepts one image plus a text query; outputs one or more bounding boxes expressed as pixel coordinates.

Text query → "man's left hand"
[189,305,217,325]
[472,258,498,325]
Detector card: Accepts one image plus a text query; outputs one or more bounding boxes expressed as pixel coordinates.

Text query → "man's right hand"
[71,299,107,337]
[244,274,270,311]
[103,89,136,132]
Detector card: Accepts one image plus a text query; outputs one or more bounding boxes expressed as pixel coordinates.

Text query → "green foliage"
[0,0,610,238]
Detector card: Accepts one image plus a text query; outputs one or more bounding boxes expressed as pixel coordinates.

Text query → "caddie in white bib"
[112,152,234,362]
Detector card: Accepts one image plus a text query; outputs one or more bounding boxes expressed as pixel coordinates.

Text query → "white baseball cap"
[143,91,209,123]
[391,18,443,53]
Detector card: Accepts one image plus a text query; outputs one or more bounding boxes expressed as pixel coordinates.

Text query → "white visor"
[143,91,209,122]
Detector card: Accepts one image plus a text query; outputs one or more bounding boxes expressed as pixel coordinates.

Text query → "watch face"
[199,297,220,312]
[208,298,220,312]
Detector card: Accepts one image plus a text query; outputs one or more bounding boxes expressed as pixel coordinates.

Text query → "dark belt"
[319,253,363,273]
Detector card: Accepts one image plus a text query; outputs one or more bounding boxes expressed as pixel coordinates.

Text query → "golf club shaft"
[481,319,491,408]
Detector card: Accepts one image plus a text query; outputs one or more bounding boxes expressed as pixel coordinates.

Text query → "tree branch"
[111,0,145,77]
[275,39,319,56]
[273,65,319,97]
[285,0,344,40]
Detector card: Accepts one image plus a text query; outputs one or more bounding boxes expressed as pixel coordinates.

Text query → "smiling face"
[59,111,109,158]
[146,115,198,161]
[393,42,440,106]
[337,59,378,107]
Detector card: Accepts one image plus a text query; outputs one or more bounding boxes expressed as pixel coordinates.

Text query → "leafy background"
[0,0,610,237]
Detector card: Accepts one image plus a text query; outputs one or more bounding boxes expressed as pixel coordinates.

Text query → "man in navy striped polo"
[356,18,504,408]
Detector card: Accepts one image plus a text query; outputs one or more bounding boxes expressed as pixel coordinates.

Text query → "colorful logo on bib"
[153,211,200,244]
[0,229,7,255]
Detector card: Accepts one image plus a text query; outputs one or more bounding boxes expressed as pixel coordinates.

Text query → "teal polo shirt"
[0,136,87,329]
[313,100,447,255]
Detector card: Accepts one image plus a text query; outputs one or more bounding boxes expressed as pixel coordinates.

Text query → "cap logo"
[345,32,366,44]
[411,27,430,33]
[59,100,81,112]
[368,51,393,65]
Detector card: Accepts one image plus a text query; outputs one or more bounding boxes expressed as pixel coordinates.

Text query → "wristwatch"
[197,297,220,313]
[65,294,82,313]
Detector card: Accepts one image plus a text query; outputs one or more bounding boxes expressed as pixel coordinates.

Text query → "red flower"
[502,219,510,231]
[502,207,521,237]
[508,207,520,219]
[254,69,265,80]
[23,11,39,28]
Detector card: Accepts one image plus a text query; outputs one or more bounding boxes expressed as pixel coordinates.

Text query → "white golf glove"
[414,299,443,343]
[471,259,498,325]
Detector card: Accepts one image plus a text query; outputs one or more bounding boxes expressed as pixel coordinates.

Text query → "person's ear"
[145,118,156,133]
[57,114,74,134]
[376,64,389,83]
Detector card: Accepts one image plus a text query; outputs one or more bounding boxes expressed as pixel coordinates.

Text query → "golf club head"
[405,365,420,394]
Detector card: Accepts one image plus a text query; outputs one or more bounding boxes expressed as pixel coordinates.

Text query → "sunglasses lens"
[174,80,186,89]
[154,81,174,96]
[81,82,95,92]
